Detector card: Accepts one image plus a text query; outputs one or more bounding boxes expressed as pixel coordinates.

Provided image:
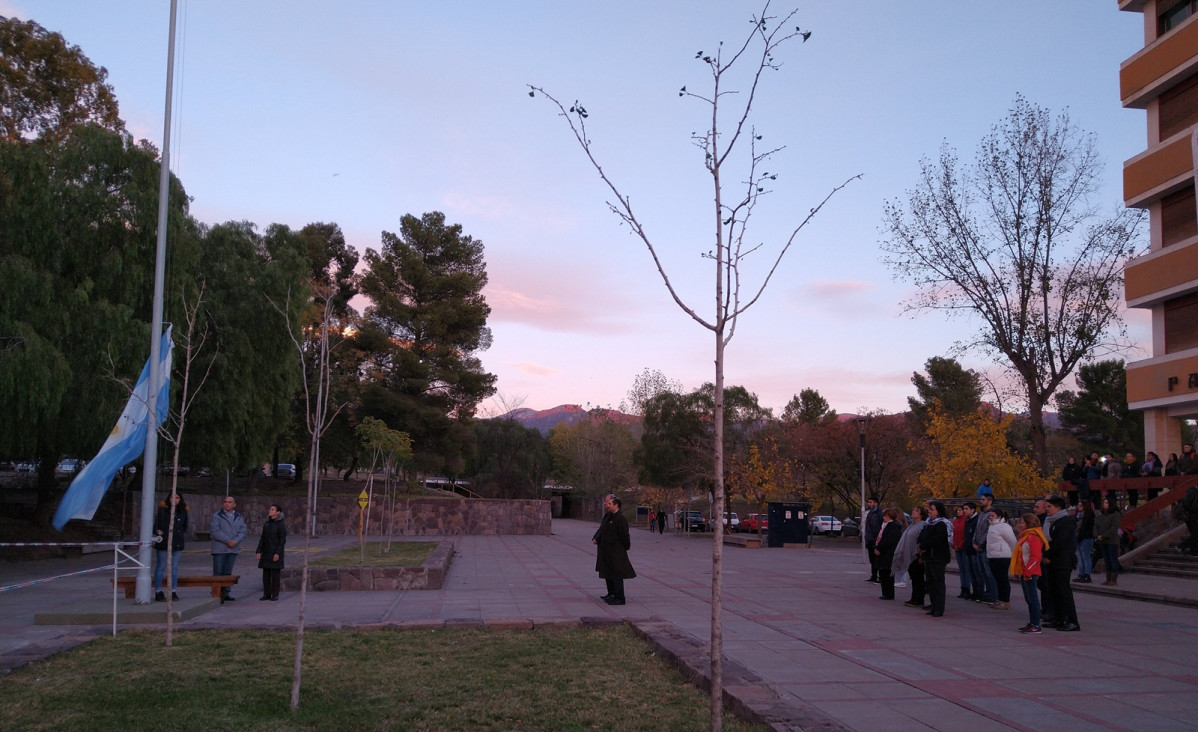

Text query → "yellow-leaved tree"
[727,437,790,538]
[911,404,1055,499]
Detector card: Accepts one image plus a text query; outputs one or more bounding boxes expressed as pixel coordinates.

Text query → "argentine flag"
[52,327,173,530]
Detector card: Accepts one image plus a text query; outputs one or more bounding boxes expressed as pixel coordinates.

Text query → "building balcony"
[1126,349,1198,409]
[1125,235,1198,306]
[1120,13,1198,109]
[1123,132,1193,208]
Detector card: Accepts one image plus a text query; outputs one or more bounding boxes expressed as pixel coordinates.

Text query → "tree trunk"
[1028,385,1048,475]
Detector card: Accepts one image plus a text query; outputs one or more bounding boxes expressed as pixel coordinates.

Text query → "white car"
[810,515,843,536]
[722,512,740,530]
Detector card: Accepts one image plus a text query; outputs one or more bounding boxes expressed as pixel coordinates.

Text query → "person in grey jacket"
[210,496,247,601]
[971,494,996,603]
[893,506,927,608]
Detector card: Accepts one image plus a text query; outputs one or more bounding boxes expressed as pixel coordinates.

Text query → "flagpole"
[135,0,179,604]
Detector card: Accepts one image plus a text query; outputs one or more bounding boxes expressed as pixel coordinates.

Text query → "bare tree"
[157,285,217,646]
[619,367,682,416]
[276,285,348,711]
[881,95,1144,472]
[531,4,856,726]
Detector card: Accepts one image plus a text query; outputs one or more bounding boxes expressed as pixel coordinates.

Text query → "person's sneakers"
[259,595,271,601]
[1019,625,1042,634]
[895,581,907,588]
[604,597,626,606]
[171,592,179,601]
[989,601,1010,610]
[223,595,236,602]
[957,592,971,599]
[865,577,878,583]
[154,591,165,602]
[1057,623,1081,632]
[600,594,613,601]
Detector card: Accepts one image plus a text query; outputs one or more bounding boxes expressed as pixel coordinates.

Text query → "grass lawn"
[310,541,438,568]
[2,626,766,731]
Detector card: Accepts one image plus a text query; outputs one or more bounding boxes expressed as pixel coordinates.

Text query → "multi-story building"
[1120,0,1198,453]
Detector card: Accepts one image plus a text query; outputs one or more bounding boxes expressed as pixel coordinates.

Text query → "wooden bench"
[113,575,240,603]
[722,534,762,548]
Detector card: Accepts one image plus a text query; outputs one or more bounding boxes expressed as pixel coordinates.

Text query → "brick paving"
[3,518,1198,730]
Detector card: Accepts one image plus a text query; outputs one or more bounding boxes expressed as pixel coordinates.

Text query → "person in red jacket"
[1011,513,1049,634]
[952,506,972,599]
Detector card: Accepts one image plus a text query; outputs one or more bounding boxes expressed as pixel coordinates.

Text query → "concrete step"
[1128,563,1198,579]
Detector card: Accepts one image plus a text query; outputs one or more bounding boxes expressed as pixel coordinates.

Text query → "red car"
[741,513,769,532]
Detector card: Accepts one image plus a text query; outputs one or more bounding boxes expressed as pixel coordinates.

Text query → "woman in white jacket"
[985,508,1017,609]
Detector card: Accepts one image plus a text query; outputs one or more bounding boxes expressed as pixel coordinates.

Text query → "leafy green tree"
[881,95,1144,473]
[358,212,497,475]
[468,418,552,499]
[0,16,122,144]
[781,388,836,425]
[907,356,983,428]
[0,123,195,523]
[1055,359,1144,454]
[177,222,308,475]
[549,411,637,502]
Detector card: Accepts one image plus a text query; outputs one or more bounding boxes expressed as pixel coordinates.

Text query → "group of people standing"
[1062,443,1198,507]
[867,492,1127,634]
[152,494,287,603]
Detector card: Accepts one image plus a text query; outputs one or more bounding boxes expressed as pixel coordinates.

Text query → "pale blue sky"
[4,1,1151,416]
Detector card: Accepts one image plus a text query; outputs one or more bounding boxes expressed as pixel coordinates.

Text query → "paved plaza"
[3,518,1198,731]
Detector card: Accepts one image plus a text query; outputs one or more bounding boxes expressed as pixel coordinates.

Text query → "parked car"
[741,513,769,532]
[275,463,296,479]
[722,512,740,530]
[840,517,861,537]
[676,511,708,532]
[809,515,843,536]
[158,464,190,477]
[55,458,83,478]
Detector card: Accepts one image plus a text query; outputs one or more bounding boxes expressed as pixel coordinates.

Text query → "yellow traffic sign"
[358,490,369,510]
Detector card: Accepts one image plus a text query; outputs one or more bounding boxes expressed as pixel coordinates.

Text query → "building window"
[1160,0,1198,34]
[1159,73,1198,140]
[1162,185,1197,247]
[1165,292,1198,353]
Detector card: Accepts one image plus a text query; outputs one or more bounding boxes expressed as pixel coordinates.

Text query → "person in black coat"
[918,501,953,617]
[863,497,883,582]
[593,494,635,605]
[874,508,904,600]
[256,504,287,601]
[153,493,188,602]
[1042,496,1080,631]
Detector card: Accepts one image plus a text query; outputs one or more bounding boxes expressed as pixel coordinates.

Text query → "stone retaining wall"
[131,495,551,538]
[281,540,454,591]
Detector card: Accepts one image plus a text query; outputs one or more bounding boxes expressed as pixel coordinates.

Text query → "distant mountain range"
[498,402,1059,434]
[498,405,641,435]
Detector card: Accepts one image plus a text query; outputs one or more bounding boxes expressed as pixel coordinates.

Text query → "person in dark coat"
[593,494,635,605]
[874,508,903,600]
[863,497,883,582]
[657,507,666,535]
[918,501,953,617]
[153,493,188,602]
[1042,496,1080,631]
[255,504,287,601]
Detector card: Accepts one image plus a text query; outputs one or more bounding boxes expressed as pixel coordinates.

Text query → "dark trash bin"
[767,501,811,547]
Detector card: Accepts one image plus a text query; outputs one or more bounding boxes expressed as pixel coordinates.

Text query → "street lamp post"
[854,416,872,566]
